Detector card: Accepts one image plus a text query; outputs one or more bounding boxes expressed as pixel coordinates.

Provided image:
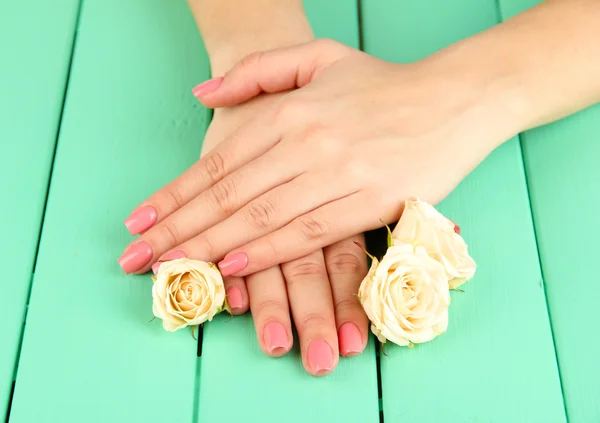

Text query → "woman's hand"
[190,93,370,375]
[121,39,517,277]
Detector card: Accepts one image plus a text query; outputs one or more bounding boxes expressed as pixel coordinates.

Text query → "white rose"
[358,244,450,346]
[392,199,476,289]
[152,258,226,332]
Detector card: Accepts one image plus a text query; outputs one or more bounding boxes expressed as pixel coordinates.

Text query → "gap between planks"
[3,1,84,422]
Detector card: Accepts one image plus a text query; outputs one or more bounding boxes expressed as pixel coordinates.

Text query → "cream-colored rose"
[392,199,476,289]
[358,244,450,346]
[152,258,226,332]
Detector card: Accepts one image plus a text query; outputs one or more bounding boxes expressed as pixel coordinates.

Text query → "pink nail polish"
[192,77,223,98]
[226,286,243,311]
[118,241,153,274]
[218,252,248,276]
[124,205,158,235]
[307,340,334,375]
[263,321,289,355]
[152,250,187,275]
[339,322,364,357]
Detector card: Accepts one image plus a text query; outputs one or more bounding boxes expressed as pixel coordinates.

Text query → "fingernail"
[218,252,248,276]
[151,250,186,275]
[124,205,158,235]
[118,241,153,274]
[307,340,334,375]
[263,321,289,355]
[339,322,364,357]
[192,77,223,98]
[226,286,243,312]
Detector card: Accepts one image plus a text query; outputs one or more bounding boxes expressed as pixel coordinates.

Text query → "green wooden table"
[2,0,598,422]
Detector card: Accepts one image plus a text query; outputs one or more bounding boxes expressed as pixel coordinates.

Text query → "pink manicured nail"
[226,287,243,311]
[192,77,223,98]
[124,205,157,235]
[307,340,334,375]
[151,250,186,275]
[339,322,364,357]
[118,241,153,274]
[263,321,289,355]
[218,252,248,276]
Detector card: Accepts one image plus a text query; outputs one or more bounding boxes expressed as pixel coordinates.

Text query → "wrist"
[208,28,314,75]
[187,0,314,75]
[422,32,533,151]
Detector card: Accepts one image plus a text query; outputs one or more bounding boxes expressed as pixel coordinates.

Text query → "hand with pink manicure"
[119,0,371,376]
[120,0,600,373]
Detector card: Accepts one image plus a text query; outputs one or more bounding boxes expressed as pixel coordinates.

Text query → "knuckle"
[157,221,180,247]
[204,151,227,183]
[195,234,216,261]
[245,199,275,229]
[208,177,237,215]
[298,312,329,332]
[253,299,285,317]
[163,185,185,210]
[334,296,361,316]
[298,216,329,242]
[240,51,264,69]
[327,251,366,275]
[286,260,327,281]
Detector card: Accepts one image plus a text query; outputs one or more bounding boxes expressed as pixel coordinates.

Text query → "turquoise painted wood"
[8,1,210,421]
[3,0,600,421]
[500,1,600,420]
[521,104,600,423]
[196,3,378,422]
[362,1,565,421]
[0,0,79,417]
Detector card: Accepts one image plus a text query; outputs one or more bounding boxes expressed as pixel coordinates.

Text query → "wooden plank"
[520,106,600,423]
[362,1,566,421]
[196,2,379,422]
[499,2,600,419]
[8,1,210,422]
[0,0,79,416]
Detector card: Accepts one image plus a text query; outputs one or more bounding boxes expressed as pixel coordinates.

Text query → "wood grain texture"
[520,105,600,423]
[500,1,600,420]
[0,0,79,416]
[362,1,566,421]
[196,2,379,422]
[8,1,209,422]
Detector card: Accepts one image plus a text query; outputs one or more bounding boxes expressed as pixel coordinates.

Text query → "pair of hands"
[199,92,370,375]
[119,39,508,375]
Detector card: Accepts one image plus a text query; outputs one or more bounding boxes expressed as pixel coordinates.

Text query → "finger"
[121,114,278,237]
[195,39,352,108]
[219,191,395,277]
[281,250,338,376]
[122,140,302,274]
[246,266,293,357]
[157,165,357,271]
[223,275,249,315]
[324,234,369,358]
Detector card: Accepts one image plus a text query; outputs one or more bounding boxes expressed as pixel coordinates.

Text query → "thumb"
[192,39,350,108]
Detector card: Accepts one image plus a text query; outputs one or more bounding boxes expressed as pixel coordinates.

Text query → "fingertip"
[306,339,336,376]
[338,322,365,358]
[262,321,292,357]
[192,77,223,99]
[226,285,249,315]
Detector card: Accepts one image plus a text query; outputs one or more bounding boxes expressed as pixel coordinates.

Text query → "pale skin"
[140,0,370,376]
[120,0,600,373]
